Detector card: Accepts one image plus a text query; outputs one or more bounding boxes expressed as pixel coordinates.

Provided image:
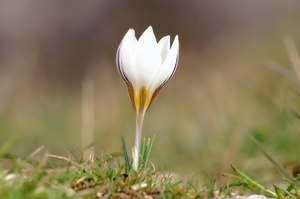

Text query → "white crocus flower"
[116,26,179,171]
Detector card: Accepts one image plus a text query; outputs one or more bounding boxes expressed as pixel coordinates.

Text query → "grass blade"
[230,165,277,198]
[246,133,300,190]
[284,35,300,82]
[121,136,131,173]
[143,135,155,168]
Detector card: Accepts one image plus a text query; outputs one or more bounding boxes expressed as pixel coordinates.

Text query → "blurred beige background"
[0,0,300,177]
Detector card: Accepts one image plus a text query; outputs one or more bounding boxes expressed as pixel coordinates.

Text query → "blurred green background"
[0,0,300,183]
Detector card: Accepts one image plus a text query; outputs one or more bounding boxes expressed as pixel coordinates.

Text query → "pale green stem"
[132,110,145,171]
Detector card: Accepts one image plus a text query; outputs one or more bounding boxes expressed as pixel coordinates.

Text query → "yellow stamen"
[127,86,153,113]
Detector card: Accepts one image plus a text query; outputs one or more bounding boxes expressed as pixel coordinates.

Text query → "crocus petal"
[134,26,162,88]
[158,36,170,62]
[117,29,138,86]
[150,35,179,92]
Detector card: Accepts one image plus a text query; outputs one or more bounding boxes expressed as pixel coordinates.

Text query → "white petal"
[134,26,162,88]
[158,36,170,62]
[117,29,138,86]
[150,35,179,92]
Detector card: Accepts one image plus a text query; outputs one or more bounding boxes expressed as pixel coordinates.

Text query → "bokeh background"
[1,0,300,183]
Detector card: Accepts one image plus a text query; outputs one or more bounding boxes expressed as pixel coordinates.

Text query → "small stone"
[247,195,270,199]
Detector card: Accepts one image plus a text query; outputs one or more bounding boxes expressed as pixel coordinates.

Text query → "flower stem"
[132,110,145,171]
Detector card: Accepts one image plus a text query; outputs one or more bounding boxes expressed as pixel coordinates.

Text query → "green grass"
[223,165,300,199]
[0,138,220,199]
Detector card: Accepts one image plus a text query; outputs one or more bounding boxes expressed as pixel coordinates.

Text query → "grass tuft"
[0,138,215,199]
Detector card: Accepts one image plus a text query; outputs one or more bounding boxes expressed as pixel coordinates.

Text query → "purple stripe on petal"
[116,43,132,86]
[116,45,123,74]
[158,51,179,89]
